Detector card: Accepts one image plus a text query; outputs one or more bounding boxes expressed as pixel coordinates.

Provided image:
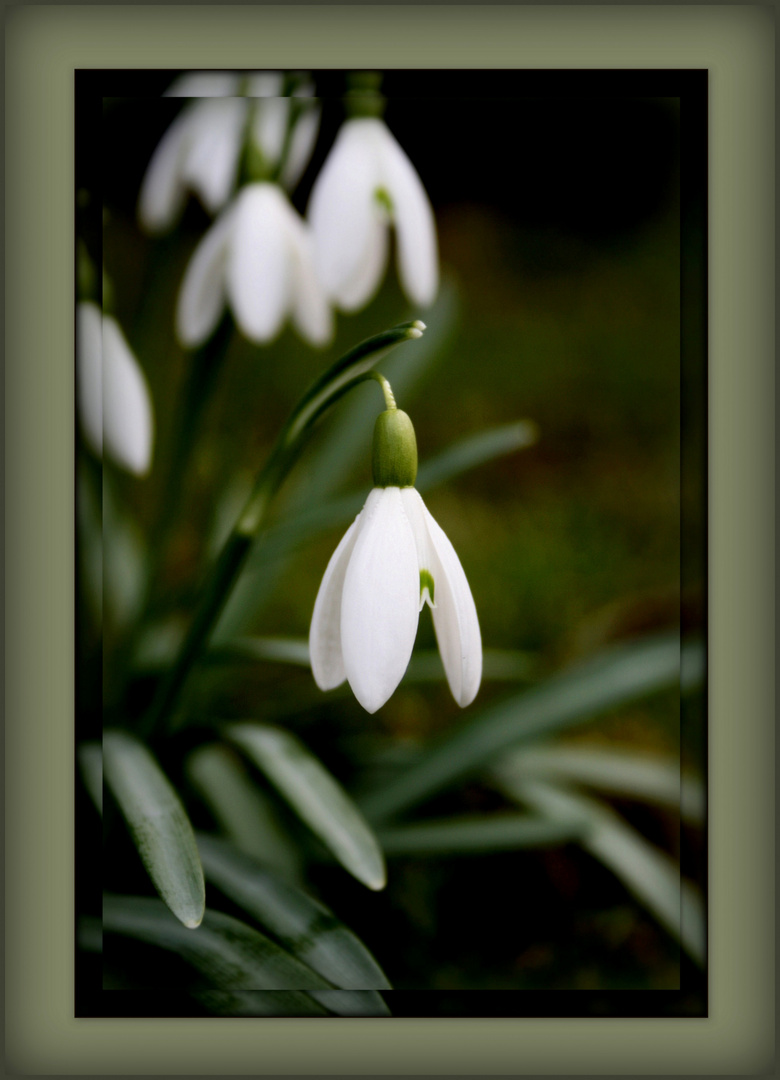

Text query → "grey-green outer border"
[5,4,774,1076]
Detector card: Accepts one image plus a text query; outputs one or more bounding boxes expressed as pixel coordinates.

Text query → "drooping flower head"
[176,182,332,349]
[77,301,155,476]
[307,117,439,313]
[310,378,481,713]
[138,71,321,234]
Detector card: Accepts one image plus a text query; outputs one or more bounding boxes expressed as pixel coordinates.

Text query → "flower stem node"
[372,409,418,488]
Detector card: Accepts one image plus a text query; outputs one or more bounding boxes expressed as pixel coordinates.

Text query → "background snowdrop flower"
[138,71,321,234]
[77,301,155,476]
[310,399,481,714]
[176,182,332,349]
[307,117,439,313]
[138,95,248,233]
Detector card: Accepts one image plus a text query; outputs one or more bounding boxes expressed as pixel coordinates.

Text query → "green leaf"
[78,741,103,815]
[359,633,692,825]
[309,991,391,1016]
[186,744,303,879]
[415,420,538,492]
[495,776,706,966]
[226,723,386,891]
[502,745,705,825]
[135,637,536,686]
[103,894,334,989]
[197,833,391,997]
[103,731,205,929]
[194,989,328,1016]
[376,813,585,858]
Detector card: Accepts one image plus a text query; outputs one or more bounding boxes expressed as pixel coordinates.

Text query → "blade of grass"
[103,730,205,929]
[197,833,391,995]
[359,633,692,825]
[226,723,386,891]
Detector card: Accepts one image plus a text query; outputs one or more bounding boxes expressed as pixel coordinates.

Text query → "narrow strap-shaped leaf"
[103,731,205,928]
[415,420,538,492]
[495,776,706,966]
[197,833,391,994]
[501,744,705,825]
[103,895,335,990]
[309,990,391,1016]
[376,813,585,858]
[359,633,692,825]
[186,744,303,879]
[226,723,386,891]
[194,989,329,1016]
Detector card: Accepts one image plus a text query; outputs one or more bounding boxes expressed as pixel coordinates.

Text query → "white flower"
[310,486,481,714]
[77,302,154,476]
[138,72,320,234]
[176,182,332,348]
[307,117,438,312]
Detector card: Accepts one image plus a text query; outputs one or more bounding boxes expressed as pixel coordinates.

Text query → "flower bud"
[371,409,417,488]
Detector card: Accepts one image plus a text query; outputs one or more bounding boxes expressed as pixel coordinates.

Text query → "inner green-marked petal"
[374,187,394,215]
[419,569,435,607]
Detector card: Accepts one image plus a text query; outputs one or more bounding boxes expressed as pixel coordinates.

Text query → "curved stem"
[137,321,425,741]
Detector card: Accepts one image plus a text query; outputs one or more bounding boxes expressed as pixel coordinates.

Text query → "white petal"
[137,109,193,233]
[308,119,384,309]
[341,488,420,713]
[183,98,247,214]
[399,488,433,608]
[285,212,333,346]
[333,211,388,313]
[419,495,481,707]
[244,72,284,98]
[102,316,154,476]
[378,122,439,307]
[280,104,321,191]
[76,301,103,456]
[165,72,241,97]
[250,97,290,168]
[176,205,234,347]
[309,514,364,690]
[225,184,291,344]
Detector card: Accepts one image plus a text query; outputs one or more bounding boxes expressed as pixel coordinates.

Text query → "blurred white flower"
[77,302,154,476]
[176,182,332,349]
[307,117,438,312]
[310,486,481,714]
[138,71,320,234]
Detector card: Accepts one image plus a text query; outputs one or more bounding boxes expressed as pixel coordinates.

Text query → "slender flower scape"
[138,71,320,234]
[77,301,155,476]
[308,117,439,313]
[310,379,481,713]
[176,182,332,348]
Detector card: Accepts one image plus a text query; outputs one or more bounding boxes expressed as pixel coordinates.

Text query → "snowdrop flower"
[310,392,481,713]
[77,302,154,476]
[308,117,438,313]
[176,182,332,348]
[138,71,321,234]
